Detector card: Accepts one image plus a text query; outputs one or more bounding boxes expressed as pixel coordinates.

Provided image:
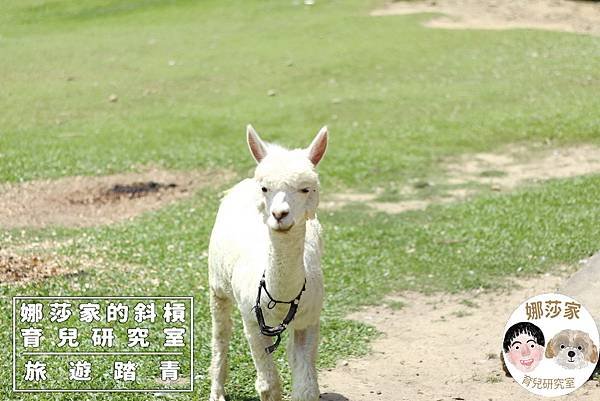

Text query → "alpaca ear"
[247,124,267,164]
[590,344,598,364]
[545,339,556,358]
[307,126,328,166]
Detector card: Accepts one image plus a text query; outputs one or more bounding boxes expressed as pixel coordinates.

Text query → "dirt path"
[319,269,600,401]
[321,144,600,214]
[372,0,600,36]
[0,168,233,229]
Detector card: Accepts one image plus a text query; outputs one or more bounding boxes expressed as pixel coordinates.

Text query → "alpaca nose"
[568,350,576,358]
[272,210,289,221]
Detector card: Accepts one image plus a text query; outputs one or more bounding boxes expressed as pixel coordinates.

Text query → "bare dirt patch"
[319,268,600,401]
[321,188,475,214]
[321,144,600,214]
[446,144,600,189]
[321,192,431,214]
[372,0,600,36]
[0,244,75,285]
[0,168,234,229]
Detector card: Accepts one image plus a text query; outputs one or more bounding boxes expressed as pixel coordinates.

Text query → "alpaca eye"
[261,186,268,193]
[560,344,565,349]
[301,188,310,193]
[578,346,583,350]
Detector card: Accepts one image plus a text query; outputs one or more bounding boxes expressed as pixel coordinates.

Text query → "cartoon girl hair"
[503,321,545,352]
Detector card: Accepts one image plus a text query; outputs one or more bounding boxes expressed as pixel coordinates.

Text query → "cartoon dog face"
[545,330,598,369]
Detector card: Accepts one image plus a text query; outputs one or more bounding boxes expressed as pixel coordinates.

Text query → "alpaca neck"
[264,222,306,301]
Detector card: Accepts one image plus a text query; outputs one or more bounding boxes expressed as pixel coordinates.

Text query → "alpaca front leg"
[209,291,233,401]
[242,319,283,401]
[287,323,320,401]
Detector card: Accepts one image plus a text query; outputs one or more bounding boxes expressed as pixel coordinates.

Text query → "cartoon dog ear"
[590,343,599,364]
[545,338,557,358]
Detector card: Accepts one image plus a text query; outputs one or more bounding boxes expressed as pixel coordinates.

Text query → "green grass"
[386,300,406,310]
[459,299,479,308]
[1,0,600,399]
[3,173,600,399]
[479,170,507,178]
[1,0,600,189]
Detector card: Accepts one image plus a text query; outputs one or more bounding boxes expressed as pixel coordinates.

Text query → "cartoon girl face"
[507,333,545,372]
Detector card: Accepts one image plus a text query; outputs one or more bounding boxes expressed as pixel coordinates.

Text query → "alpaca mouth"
[271,222,294,232]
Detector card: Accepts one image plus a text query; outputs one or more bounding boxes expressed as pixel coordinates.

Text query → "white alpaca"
[208,125,328,401]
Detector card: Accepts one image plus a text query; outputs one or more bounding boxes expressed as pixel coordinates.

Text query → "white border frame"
[12,296,194,393]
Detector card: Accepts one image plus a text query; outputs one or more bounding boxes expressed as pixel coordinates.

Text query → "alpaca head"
[246,124,328,232]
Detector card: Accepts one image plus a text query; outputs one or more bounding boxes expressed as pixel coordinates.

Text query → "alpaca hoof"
[260,393,282,401]
[259,388,282,401]
[292,386,320,401]
[209,392,226,401]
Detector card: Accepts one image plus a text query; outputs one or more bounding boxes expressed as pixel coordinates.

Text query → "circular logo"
[502,293,599,397]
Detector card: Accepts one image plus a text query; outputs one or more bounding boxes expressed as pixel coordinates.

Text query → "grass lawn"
[1,0,599,399]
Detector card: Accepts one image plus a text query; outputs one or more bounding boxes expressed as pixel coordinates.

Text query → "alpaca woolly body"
[208,125,328,401]
[209,178,324,326]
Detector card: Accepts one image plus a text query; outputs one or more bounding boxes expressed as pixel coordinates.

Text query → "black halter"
[253,272,306,354]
